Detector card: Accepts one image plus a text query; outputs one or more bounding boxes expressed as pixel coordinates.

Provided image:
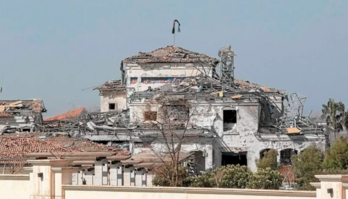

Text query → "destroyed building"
[81,45,326,172]
[0,99,46,134]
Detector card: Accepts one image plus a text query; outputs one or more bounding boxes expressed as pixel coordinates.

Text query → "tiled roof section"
[123,45,219,64]
[0,135,129,164]
[44,107,86,122]
[235,79,281,92]
[93,80,126,91]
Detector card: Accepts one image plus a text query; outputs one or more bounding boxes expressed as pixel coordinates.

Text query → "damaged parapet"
[0,99,46,134]
[93,80,127,112]
[42,107,131,139]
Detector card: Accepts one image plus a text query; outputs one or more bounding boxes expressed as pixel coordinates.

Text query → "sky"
[0,0,347,118]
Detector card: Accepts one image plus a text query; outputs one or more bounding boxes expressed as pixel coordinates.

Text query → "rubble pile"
[0,100,46,134]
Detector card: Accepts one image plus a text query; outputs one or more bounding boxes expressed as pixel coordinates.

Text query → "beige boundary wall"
[63,186,315,199]
[3,159,348,199]
[0,174,31,199]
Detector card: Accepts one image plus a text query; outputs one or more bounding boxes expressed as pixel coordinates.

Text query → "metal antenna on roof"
[172,19,181,46]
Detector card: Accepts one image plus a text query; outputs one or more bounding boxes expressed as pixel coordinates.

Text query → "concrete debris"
[0,99,46,134]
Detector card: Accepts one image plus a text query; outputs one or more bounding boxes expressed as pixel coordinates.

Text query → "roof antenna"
[172,19,181,46]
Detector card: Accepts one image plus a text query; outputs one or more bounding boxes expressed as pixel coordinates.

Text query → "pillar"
[110,162,123,186]
[28,159,72,199]
[94,159,108,185]
[312,175,348,199]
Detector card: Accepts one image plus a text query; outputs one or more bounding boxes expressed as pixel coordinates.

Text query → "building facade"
[92,45,326,172]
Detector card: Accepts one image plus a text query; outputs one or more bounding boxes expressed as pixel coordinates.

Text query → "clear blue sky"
[0,0,347,117]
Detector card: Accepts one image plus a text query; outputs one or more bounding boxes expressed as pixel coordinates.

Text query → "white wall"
[63,186,316,199]
[0,175,30,199]
[124,62,214,92]
[100,90,127,112]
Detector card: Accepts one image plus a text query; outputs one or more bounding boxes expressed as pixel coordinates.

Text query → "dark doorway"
[223,110,237,131]
[221,152,247,166]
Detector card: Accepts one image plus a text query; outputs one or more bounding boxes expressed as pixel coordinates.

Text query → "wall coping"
[0,174,30,181]
[310,182,321,188]
[62,185,316,197]
[28,159,73,166]
[315,175,348,182]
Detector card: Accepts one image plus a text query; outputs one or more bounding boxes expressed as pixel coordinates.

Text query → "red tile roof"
[0,135,129,165]
[44,107,85,122]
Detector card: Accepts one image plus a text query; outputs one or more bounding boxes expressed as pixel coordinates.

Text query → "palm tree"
[321,99,346,138]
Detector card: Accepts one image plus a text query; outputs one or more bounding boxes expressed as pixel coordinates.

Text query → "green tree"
[322,99,346,138]
[247,168,283,189]
[291,145,323,190]
[322,136,348,170]
[256,149,278,170]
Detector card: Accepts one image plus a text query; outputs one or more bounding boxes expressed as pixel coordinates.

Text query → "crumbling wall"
[124,62,213,92]
[135,136,214,171]
[100,90,127,112]
[189,100,325,172]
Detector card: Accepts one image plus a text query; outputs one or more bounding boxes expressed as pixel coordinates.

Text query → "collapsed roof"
[93,80,126,91]
[0,99,47,134]
[0,99,46,115]
[123,45,219,64]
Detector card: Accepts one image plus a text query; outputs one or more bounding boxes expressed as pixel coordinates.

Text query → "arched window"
[280,149,298,165]
[259,148,272,159]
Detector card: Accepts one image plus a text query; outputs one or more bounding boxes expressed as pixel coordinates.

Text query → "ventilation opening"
[280,149,298,165]
[223,110,237,131]
[109,103,116,111]
[221,152,247,166]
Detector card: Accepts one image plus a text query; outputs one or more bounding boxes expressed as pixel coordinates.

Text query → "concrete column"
[83,169,94,185]
[110,162,123,186]
[130,167,136,186]
[205,145,213,170]
[135,169,145,186]
[123,167,134,186]
[72,170,78,185]
[94,159,108,185]
[146,170,154,187]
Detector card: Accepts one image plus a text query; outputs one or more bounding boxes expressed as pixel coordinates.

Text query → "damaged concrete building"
[0,99,46,134]
[86,45,326,172]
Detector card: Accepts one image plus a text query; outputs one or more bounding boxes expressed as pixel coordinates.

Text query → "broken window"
[223,110,237,131]
[144,111,157,121]
[109,103,116,111]
[130,77,138,84]
[280,149,298,165]
[141,77,184,84]
[221,152,247,166]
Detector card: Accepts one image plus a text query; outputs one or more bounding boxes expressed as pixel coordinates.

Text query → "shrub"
[322,136,348,170]
[256,149,279,170]
[217,165,253,188]
[247,168,283,189]
[184,172,214,187]
[291,144,323,190]
[152,164,189,187]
